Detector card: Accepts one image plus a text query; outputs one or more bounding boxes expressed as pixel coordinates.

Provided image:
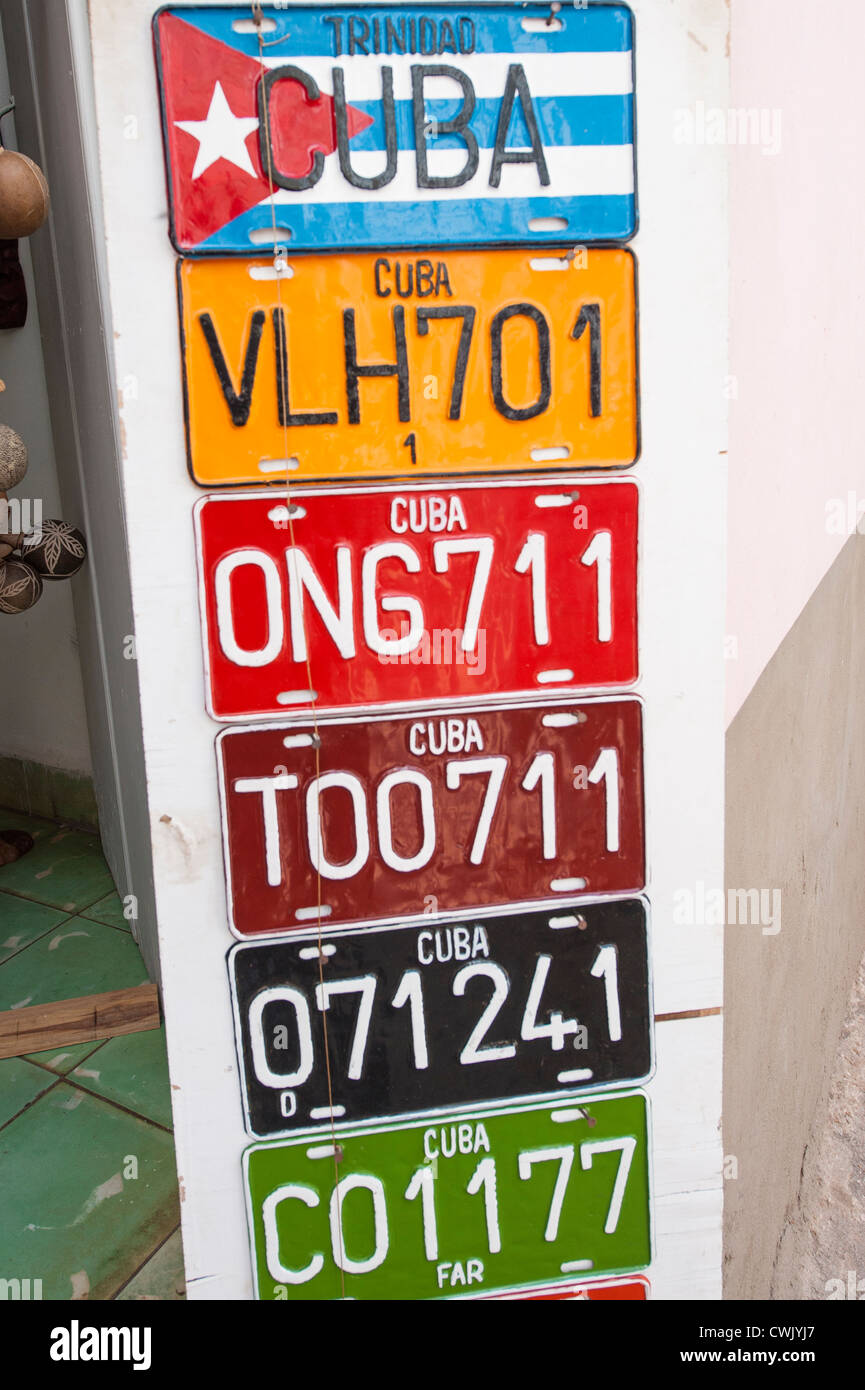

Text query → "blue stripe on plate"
[170,5,633,60]
[348,94,633,153]
[195,192,636,252]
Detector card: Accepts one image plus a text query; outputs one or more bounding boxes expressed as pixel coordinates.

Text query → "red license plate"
[478,1276,649,1301]
[195,480,638,722]
[218,698,644,937]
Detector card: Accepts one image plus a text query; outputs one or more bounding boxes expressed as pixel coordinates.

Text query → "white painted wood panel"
[83,0,727,1299]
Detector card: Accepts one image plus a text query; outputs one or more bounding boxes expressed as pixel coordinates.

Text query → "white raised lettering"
[362,542,424,655]
[216,550,284,667]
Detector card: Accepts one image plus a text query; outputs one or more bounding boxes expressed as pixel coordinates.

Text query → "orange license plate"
[178,248,638,487]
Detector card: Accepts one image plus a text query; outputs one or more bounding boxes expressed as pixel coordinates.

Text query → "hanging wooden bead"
[21,519,87,580]
[0,424,27,489]
[0,149,49,239]
[0,557,42,613]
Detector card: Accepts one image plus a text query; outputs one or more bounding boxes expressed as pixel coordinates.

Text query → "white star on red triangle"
[175,81,260,181]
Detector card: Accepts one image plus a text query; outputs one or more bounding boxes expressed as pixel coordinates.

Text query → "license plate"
[478,1275,650,1300]
[195,479,638,722]
[229,898,652,1137]
[179,248,638,485]
[154,4,637,255]
[217,698,645,937]
[244,1093,650,1300]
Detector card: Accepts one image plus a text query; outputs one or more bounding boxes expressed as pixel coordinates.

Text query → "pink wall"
[728,0,865,722]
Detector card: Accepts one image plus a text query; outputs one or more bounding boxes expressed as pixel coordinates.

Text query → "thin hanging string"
[254,6,346,1298]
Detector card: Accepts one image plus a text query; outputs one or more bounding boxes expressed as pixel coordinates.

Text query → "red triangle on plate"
[158,12,373,249]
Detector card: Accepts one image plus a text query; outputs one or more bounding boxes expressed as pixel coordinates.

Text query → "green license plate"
[244,1093,651,1300]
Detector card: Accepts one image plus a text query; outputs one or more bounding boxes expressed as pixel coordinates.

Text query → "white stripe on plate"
[310,1106,346,1120]
[261,51,634,100]
[561,1259,594,1273]
[267,144,634,208]
[558,1068,593,1083]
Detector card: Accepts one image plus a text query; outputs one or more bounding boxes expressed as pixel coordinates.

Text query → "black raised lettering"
[412,65,479,189]
[571,303,603,418]
[419,17,437,54]
[434,263,454,297]
[334,66,397,189]
[416,260,435,297]
[323,16,343,56]
[348,16,370,55]
[273,309,339,428]
[458,18,475,54]
[489,64,550,189]
[395,263,414,298]
[374,258,391,297]
[417,306,476,420]
[199,310,264,429]
[438,19,457,54]
[344,306,411,424]
[490,304,552,421]
[259,67,324,191]
[385,16,406,53]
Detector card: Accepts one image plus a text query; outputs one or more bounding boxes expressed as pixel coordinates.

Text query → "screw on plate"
[547,2,562,24]
[251,2,264,28]
[575,915,588,931]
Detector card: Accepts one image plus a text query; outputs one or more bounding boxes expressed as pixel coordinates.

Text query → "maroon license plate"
[195,480,638,722]
[218,698,644,937]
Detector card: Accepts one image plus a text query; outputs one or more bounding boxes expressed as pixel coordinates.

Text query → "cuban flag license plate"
[154,3,637,254]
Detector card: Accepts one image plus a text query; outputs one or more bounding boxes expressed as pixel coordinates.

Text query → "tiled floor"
[0,809,185,1300]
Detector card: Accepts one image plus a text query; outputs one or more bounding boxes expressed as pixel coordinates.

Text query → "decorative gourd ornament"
[0,423,27,489]
[21,519,87,580]
[0,96,49,239]
[0,557,42,613]
[0,152,49,237]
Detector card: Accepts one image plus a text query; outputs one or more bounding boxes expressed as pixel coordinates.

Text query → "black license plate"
[229,898,652,1138]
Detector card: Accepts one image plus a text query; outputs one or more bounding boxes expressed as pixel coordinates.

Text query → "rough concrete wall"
[724,532,865,1299]
[771,953,865,1300]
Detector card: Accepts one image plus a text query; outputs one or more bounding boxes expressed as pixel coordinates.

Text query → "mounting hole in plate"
[531,446,570,462]
[232,17,277,34]
[249,264,294,281]
[529,217,569,233]
[249,226,293,246]
[522,17,564,33]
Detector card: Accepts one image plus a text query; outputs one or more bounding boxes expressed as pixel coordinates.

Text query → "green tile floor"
[0,810,185,1300]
